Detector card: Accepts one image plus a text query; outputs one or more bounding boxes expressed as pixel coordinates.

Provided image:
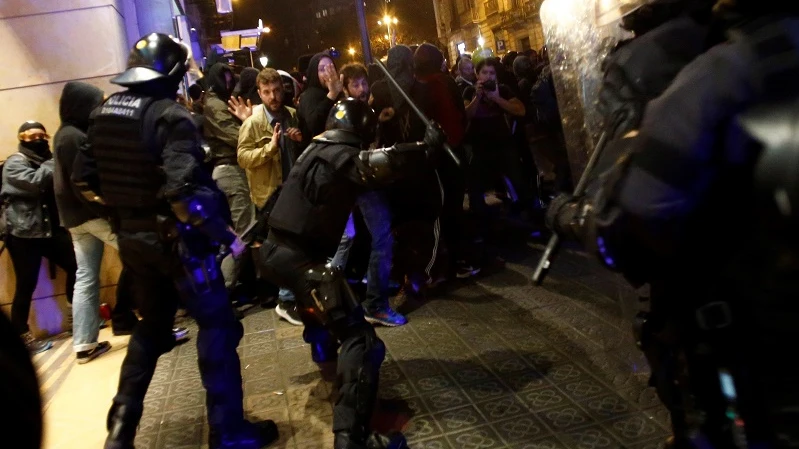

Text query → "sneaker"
[21,331,52,355]
[455,262,481,279]
[172,327,190,343]
[364,307,408,327]
[275,302,303,326]
[77,341,111,364]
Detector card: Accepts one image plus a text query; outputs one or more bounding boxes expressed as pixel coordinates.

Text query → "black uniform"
[258,100,442,449]
[588,5,712,445]
[76,33,276,449]
[550,12,799,448]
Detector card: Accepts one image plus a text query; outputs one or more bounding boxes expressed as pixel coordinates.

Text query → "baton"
[374,60,461,167]
[532,131,609,285]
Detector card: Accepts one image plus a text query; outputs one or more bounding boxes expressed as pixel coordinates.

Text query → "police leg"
[175,251,277,449]
[634,312,696,448]
[303,267,405,449]
[106,237,178,449]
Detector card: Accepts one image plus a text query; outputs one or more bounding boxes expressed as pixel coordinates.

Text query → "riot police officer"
[77,33,278,449]
[586,1,716,446]
[547,1,799,446]
[259,99,445,449]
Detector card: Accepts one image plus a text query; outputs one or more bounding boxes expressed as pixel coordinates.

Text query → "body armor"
[268,140,362,258]
[89,92,167,209]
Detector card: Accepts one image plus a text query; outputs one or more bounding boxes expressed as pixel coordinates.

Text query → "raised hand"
[228,96,253,121]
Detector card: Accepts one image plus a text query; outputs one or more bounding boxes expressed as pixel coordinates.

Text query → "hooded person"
[233,67,261,106]
[413,43,478,280]
[202,62,260,304]
[277,69,301,108]
[53,82,148,363]
[53,82,105,230]
[296,52,344,147]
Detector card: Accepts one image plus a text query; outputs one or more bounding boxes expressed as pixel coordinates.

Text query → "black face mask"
[18,140,52,164]
[21,140,50,154]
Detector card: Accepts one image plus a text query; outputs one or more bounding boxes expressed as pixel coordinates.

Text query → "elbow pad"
[358,142,426,184]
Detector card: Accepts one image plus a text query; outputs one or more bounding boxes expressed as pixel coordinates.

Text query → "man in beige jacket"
[237,68,304,325]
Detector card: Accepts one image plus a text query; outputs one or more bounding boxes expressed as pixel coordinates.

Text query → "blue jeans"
[331,191,392,311]
[70,219,118,352]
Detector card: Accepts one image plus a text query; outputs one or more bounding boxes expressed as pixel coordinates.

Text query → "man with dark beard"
[237,68,304,325]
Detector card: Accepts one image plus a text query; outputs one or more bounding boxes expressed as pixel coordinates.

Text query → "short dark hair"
[475,57,500,74]
[340,63,368,88]
[256,68,282,87]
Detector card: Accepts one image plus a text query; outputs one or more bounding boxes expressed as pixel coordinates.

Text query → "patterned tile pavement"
[131,241,669,449]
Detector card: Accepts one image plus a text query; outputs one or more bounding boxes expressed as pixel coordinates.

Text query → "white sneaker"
[275,302,303,326]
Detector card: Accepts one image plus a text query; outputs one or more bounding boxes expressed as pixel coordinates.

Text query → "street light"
[259,55,268,67]
[378,14,398,47]
[477,36,485,47]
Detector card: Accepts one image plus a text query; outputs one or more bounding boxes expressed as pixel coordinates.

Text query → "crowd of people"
[8,0,799,445]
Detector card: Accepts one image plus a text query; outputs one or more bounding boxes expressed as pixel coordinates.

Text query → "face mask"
[21,139,50,155]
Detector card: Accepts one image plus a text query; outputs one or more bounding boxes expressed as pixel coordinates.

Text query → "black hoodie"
[53,81,104,228]
[297,52,340,147]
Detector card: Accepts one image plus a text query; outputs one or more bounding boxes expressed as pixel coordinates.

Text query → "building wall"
[433,0,545,62]
[0,0,180,337]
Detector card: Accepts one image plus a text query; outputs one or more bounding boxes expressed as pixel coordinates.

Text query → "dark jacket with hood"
[53,81,105,228]
[297,53,341,147]
[203,63,241,165]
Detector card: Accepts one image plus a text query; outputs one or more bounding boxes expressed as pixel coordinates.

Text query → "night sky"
[227,0,439,69]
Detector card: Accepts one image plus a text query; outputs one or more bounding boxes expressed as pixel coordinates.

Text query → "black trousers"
[111,268,138,328]
[259,240,385,438]
[6,230,77,334]
[111,231,246,434]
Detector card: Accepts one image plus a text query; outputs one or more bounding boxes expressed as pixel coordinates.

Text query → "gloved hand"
[545,193,580,235]
[423,122,447,149]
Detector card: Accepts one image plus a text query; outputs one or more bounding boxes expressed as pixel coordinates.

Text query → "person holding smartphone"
[463,57,528,249]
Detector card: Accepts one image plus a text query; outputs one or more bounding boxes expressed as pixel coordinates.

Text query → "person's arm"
[237,118,281,169]
[464,86,480,118]
[486,85,525,117]
[345,124,446,186]
[159,107,237,246]
[3,155,53,198]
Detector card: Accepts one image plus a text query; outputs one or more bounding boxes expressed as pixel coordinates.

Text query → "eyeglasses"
[18,129,50,142]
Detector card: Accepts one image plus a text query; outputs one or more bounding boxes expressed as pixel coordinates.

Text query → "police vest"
[268,141,361,257]
[90,92,168,209]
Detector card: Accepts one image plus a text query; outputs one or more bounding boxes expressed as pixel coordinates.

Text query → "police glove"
[423,122,447,150]
[545,194,580,236]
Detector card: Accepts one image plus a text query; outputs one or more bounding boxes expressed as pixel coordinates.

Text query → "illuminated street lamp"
[259,55,268,67]
[377,14,398,47]
[477,35,485,47]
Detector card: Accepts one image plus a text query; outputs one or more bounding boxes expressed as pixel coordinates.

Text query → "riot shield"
[540,0,631,185]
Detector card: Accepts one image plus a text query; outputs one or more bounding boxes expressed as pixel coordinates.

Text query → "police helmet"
[112,33,191,87]
[594,0,677,25]
[325,99,378,145]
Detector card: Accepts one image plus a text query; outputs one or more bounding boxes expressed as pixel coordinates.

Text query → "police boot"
[104,401,142,449]
[209,419,279,449]
[334,431,407,449]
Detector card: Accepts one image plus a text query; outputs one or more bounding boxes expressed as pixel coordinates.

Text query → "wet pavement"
[132,240,669,449]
